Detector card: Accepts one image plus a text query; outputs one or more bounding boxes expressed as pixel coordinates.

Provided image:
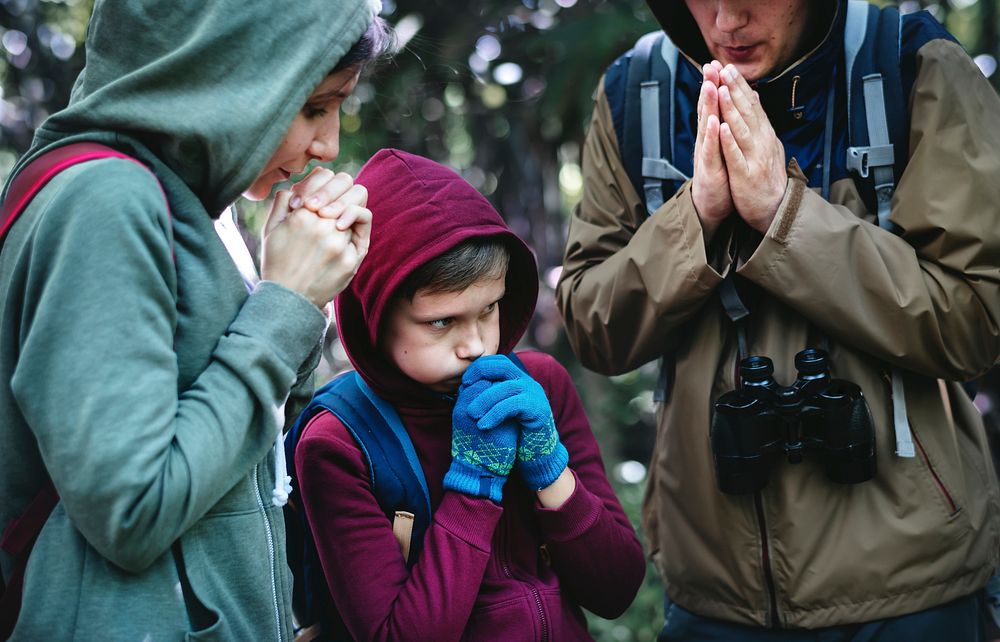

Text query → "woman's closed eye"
[302,105,329,119]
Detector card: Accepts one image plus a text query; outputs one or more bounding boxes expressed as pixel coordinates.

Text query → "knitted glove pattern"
[444,376,517,503]
[465,355,569,490]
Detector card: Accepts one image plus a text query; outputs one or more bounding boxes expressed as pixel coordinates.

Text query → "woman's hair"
[333,16,396,76]
[398,237,511,300]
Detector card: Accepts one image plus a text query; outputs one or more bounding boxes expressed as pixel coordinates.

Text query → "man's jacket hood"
[336,148,539,402]
[11,0,374,215]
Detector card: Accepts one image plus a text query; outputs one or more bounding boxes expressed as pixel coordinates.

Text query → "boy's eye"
[428,318,452,329]
[483,302,497,315]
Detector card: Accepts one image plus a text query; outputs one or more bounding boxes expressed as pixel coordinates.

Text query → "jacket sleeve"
[9,160,328,571]
[555,79,729,375]
[738,40,1000,380]
[528,352,646,619]
[296,411,503,642]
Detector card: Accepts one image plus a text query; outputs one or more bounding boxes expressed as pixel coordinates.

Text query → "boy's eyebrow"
[410,293,504,323]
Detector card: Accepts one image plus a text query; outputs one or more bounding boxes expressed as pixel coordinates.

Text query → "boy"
[293,148,645,641]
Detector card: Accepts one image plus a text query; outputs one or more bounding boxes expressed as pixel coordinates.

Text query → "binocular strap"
[890,368,915,457]
[718,276,749,360]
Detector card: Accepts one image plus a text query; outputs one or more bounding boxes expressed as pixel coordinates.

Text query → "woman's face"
[244,67,361,201]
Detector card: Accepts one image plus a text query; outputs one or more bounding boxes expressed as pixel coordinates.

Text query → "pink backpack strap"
[0,142,163,639]
[0,481,57,639]
[0,142,156,241]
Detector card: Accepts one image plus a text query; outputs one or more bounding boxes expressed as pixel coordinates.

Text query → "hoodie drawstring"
[272,403,292,507]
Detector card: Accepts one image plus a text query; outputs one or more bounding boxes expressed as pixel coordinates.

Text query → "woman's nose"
[308,118,341,163]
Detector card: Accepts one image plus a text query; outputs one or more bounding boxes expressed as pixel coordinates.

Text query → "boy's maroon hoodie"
[296,149,645,641]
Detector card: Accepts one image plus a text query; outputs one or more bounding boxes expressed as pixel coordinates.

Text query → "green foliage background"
[3,1,1000,639]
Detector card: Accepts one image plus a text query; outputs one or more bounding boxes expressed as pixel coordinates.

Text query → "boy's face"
[383,274,505,393]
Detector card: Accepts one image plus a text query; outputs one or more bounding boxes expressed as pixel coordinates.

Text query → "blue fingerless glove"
[465,355,569,490]
[444,378,517,503]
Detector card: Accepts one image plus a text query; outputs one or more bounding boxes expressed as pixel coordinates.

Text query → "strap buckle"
[846,144,894,178]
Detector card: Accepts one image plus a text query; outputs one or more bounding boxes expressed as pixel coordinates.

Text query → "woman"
[0,0,392,639]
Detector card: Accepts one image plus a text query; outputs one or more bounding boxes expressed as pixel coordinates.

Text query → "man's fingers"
[718,85,753,149]
[702,114,725,172]
[720,65,760,129]
[722,64,766,125]
[719,121,748,173]
[695,75,710,156]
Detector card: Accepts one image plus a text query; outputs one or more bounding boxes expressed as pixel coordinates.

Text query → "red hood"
[335,148,538,404]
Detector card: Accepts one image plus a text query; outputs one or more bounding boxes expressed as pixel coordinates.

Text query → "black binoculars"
[710,348,876,495]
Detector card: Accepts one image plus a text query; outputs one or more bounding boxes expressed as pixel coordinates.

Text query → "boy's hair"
[333,16,396,76]
[398,237,511,300]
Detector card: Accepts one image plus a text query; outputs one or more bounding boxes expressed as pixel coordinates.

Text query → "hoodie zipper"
[499,516,549,641]
[253,464,284,642]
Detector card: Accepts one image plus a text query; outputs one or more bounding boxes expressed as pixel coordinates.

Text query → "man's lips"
[719,44,759,62]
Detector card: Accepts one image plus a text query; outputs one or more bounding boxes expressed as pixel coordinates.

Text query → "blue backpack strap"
[284,371,432,637]
[844,0,906,234]
[506,351,529,374]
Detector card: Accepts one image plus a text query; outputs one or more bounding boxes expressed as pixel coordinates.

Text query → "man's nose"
[715,1,750,33]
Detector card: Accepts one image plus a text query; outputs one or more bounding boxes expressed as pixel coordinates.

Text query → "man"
[557,0,1000,638]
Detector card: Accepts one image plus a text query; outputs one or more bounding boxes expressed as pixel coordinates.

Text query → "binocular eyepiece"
[710,348,877,495]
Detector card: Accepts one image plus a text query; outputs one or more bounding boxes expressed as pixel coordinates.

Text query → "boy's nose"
[456,329,486,361]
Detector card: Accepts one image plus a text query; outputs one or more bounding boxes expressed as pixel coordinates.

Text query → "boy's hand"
[464,356,569,491]
[444,378,517,503]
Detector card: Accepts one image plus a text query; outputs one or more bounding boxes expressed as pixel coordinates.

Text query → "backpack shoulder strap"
[622,30,689,216]
[1,143,153,242]
[286,372,432,565]
[844,1,915,461]
[0,142,164,640]
[844,0,905,234]
[506,351,529,374]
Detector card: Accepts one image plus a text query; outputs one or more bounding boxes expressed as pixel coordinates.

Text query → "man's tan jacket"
[557,2,1000,628]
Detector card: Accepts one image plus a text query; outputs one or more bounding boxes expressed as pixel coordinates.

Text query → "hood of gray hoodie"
[9,0,374,215]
